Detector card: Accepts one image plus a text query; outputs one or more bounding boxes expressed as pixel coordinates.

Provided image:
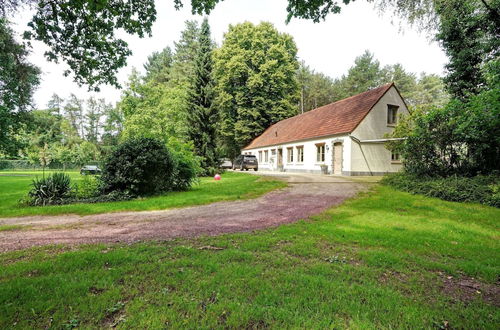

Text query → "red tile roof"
[243,83,394,150]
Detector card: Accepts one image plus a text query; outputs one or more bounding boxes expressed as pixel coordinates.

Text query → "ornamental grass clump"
[27,172,72,206]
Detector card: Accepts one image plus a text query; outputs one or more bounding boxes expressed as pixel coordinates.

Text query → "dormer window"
[387,105,399,125]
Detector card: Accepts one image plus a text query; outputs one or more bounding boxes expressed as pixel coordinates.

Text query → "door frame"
[331,139,343,175]
[277,148,283,167]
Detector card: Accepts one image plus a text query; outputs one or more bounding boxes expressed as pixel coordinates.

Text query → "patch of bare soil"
[0,181,366,252]
[379,270,500,307]
[440,273,500,307]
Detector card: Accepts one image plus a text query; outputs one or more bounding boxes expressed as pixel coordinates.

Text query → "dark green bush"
[27,172,72,206]
[100,138,175,196]
[387,79,499,177]
[382,172,499,207]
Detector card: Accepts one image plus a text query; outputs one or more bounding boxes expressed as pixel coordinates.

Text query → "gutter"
[349,136,406,144]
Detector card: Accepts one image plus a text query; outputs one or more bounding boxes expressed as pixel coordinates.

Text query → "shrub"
[27,172,72,206]
[382,172,499,207]
[167,138,201,191]
[65,190,134,204]
[73,175,101,199]
[100,138,175,196]
[387,84,499,177]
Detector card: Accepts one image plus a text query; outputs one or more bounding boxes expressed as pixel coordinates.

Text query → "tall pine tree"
[187,18,218,174]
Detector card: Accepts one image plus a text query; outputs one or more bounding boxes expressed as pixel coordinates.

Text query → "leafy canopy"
[0,18,40,156]
[214,22,299,158]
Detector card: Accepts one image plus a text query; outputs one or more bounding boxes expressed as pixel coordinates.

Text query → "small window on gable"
[387,105,399,125]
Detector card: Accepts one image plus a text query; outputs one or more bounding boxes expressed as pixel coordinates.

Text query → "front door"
[333,142,343,175]
[277,148,283,167]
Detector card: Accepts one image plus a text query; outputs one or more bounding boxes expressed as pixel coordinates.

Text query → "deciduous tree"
[0,18,40,156]
[214,22,299,158]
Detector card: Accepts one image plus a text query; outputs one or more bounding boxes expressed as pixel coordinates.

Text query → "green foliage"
[24,0,157,90]
[214,22,299,158]
[330,51,448,109]
[26,172,72,206]
[382,172,500,207]
[167,138,202,191]
[187,18,219,174]
[100,138,176,196]
[73,175,101,199]
[170,20,202,87]
[409,73,449,109]
[143,46,174,83]
[336,50,386,99]
[388,81,500,176]
[296,61,337,112]
[0,18,40,156]
[120,70,189,143]
[435,0,500,99]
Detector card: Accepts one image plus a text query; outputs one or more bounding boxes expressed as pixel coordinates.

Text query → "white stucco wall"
[244,135,350,174]
[350,86,409,175]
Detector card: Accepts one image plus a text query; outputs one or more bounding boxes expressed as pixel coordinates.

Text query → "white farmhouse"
[242,83,409,176]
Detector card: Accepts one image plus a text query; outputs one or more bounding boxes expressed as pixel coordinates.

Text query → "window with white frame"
[258,151,262,162]
[264,150,269,162]
[391,152,401,162]
[316,143,325,162]
[287,147,293,163]
[296,146,304,163]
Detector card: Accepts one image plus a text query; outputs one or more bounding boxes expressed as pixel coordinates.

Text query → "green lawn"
[0,186,498,328]
[0,171,286,218]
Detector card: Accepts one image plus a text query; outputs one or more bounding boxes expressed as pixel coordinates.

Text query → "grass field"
[0,171,286,218]
[0,185,498,328]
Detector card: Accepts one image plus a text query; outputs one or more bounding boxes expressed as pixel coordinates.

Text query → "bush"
[387,84,499,177]
[382,172,499,207]
[100,138,175,196]
[73,175,101,199]
[167,138,201,191]
[27,172,72,206]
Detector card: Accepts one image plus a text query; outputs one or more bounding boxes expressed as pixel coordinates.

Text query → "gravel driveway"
[0,174,366,252]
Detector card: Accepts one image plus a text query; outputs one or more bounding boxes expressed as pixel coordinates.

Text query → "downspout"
[349,136,407,176]
[349,135,373,176]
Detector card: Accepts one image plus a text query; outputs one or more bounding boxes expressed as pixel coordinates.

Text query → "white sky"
[11,0,448,109]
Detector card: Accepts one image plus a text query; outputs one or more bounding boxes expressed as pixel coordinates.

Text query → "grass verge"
[0,171,286,218]
[0,186,498,328]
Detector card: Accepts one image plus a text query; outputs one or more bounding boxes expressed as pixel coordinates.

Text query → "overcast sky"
[12,0,448,109]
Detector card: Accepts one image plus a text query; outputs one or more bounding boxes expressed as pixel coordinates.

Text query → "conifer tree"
[187,18,218,174]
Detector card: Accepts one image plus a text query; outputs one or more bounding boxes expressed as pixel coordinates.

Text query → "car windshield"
[244,156,256,160]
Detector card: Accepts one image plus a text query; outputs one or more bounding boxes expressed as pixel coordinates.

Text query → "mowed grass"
[0,186,498,328]
[0,171,286,218]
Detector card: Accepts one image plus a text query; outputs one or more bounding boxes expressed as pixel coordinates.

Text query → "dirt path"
[0,175,366,252]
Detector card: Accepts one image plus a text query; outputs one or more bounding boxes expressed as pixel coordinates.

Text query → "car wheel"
[254,168,258,171]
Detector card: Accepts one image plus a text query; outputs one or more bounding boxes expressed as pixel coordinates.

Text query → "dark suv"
[233,155,258,171]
